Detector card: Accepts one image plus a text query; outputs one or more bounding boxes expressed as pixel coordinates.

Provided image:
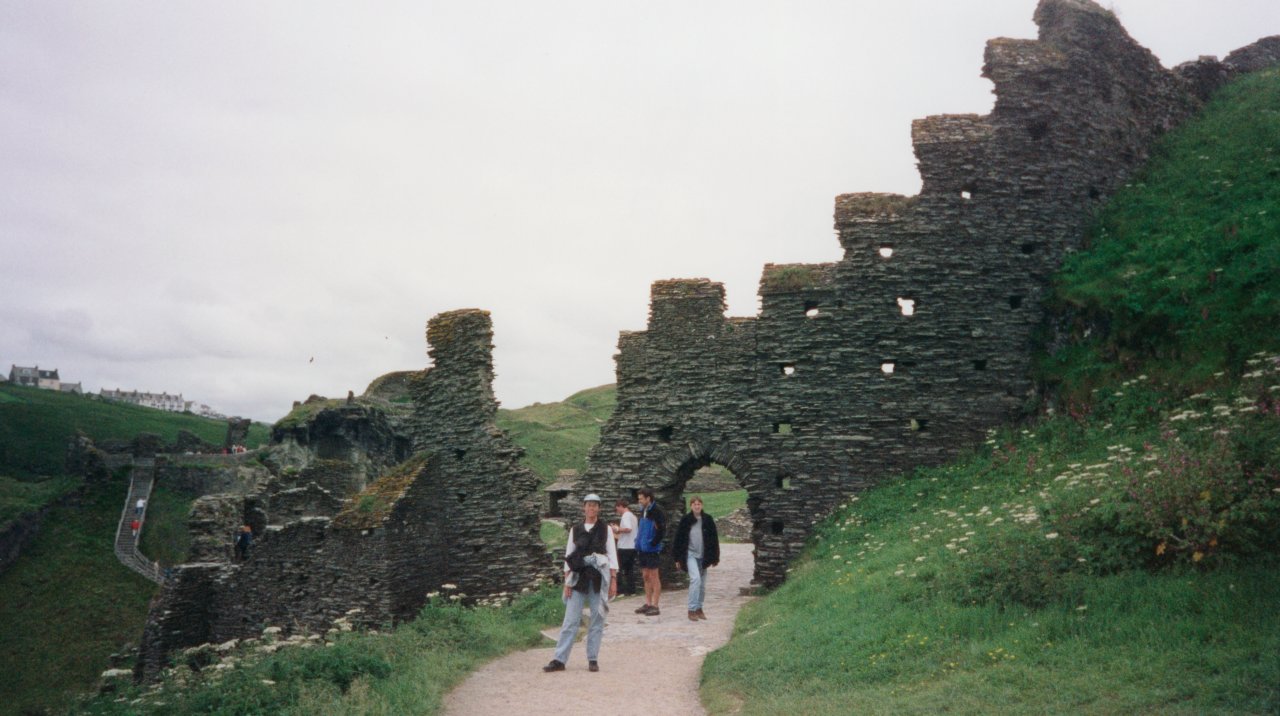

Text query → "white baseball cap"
[582,493,602,503]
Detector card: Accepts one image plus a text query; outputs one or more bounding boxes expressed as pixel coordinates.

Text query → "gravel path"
[444,543,755,716]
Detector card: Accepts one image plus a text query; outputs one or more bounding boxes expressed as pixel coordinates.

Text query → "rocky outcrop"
[1224,35,1280,73]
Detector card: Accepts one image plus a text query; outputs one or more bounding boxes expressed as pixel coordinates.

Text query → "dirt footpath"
[444,543,755,716]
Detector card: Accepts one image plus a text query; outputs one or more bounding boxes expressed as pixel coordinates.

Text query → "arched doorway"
[652,448,762,589]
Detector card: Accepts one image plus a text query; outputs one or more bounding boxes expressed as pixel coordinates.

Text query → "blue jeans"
[687,556,705,611]
[554,587,607,663]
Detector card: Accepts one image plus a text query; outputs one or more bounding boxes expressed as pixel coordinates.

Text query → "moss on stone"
[332,454,432,529]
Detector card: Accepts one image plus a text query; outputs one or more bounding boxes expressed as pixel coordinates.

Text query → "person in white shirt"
[611,497,638,596]
[544,493,618,673]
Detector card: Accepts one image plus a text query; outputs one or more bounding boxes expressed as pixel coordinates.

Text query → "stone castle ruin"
[136,310,550,680]
[570,0,1280,586]
[131,0,1280,680]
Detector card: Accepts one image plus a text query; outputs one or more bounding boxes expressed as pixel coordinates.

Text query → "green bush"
[941,526,1083,608]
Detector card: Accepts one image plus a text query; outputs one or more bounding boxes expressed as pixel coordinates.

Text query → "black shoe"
[542,660,565,672]
[589,661,599,672]
[647,606,660,616]
[634,604,651,614]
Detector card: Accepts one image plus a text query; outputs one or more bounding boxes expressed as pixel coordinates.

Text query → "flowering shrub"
[941,527,1084,608]
[1115,430,1280,566]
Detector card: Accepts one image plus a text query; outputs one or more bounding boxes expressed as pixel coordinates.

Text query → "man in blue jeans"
[544,494,618,673]
[673,495,720,621]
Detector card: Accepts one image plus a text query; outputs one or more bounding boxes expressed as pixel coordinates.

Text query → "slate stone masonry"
[136,310,550,681]
[576,0,1278,586]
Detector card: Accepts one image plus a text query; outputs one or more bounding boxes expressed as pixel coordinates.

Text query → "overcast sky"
[2,1,1277,422]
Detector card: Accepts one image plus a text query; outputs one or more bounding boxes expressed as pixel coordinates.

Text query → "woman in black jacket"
[672,496,720,621]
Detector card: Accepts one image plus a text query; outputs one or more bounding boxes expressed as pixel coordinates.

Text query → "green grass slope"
[496,384,616,483]
[79,588,564,715]
[0,383,271,712]
[702,70,1280,714]
[0,474,159,716]
[0,383,269,479]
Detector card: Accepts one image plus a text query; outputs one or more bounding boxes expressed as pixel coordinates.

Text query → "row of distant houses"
[5,364,225,419]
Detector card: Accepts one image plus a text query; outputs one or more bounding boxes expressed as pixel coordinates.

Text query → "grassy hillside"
[0,383,270,479]
[702,69,1280,714]
[0,473,161,716]
[0,383,272,712]
[497,384,616,483]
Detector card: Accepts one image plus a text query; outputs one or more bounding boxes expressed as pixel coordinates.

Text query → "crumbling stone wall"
[154,454,271,496]
[136,310,550,681]
[578,0,1277,586]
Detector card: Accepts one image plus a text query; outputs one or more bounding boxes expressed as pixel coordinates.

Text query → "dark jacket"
[672,512,720,567]
[566,521,610,594]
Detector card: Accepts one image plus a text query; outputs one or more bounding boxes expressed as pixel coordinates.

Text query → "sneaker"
[588,661,599,672]
[688,610,698,621]
[634,604,651,614]
[542,660,565,673]
[696,609,707,620]
[647,606,660,616]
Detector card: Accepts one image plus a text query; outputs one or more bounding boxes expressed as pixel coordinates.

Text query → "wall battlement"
[573,0,1278,587]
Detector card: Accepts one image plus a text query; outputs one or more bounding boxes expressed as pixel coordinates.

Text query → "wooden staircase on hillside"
[114,458,164,585]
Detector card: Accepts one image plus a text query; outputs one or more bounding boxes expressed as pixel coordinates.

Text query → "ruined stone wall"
[403,310,551,600]
[579,0,1265,586]
[137,310,550,680]
[154,455,272,496]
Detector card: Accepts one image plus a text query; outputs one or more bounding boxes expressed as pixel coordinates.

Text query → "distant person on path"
[634,487,666,616]
[544,493,618,673]
[234,525,253,561]
[673,495,720,621]
[612,497,638,596]
[130,518,141,538]
[135,498,146,516]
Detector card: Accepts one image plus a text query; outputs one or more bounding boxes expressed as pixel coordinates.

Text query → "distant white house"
[101,388,186,412]
[8,365,76,392]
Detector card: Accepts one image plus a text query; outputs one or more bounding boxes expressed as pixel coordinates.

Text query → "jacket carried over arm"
[672,512,720,567]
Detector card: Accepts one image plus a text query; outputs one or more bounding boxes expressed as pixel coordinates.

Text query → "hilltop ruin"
[569,0,1280,586]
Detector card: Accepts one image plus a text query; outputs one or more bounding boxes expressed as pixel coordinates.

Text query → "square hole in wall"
[772,422,793,435]
[803,300,820,318]
[881,361,896,375]
[774,475,793,489]
[897,298,916,316]
[1008,295,1024,309]
[878,246,894,258]
[780,363,796,377]
[1021,243,1038,255]
[909,418,929,432]
[771,520,785,535]
[973,359,988,371]
[657,426,674,442]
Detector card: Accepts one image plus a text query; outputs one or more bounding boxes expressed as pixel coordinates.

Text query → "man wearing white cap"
[544,493,618,673]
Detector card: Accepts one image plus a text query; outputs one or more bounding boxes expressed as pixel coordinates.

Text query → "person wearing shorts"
[633,487,666,616]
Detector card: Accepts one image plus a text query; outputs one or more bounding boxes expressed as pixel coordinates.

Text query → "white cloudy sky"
[2,1,1276,422]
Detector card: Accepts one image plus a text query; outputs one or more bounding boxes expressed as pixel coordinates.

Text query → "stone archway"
[650,441,764,587]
